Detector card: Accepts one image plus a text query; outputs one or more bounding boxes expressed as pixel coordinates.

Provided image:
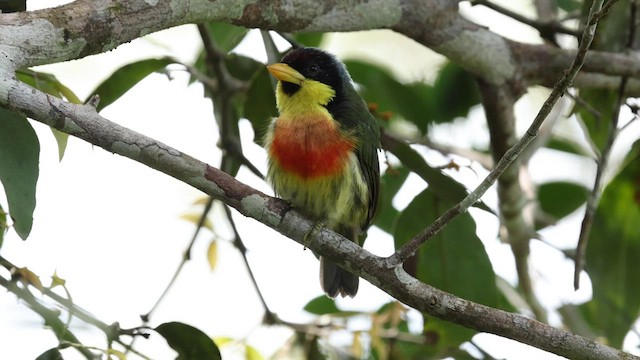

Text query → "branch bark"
[478,81,547,322]
[1,0,639,91]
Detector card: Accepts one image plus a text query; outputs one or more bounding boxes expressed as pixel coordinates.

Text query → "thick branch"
[0,0,639,91]
[478,81,546,322]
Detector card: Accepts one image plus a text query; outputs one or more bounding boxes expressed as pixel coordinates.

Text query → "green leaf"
[580,147,640,347]
[205,22,248,53]
[394,189,497,354]
[155,322,221,360]
[35,348,63,360]
[538,181,588,222]
[86,58,176,112]
[56,82,82,104]
[432,62,481,124]
[16,69,78,160]
[190,20,248,85]
[225,53,263,82]
[373,166,409,234]
[585,0,637,53]
[303,295,340,315]
[344,60,435,133]
[381,133,492,213]
[0,108,39,239]
[292,32,324,48]
[16,70,60,96]
[546,136,589,156]
[575,88,616,150]
[244,67,277,145]
[16,69,82,105]
[557,0,581,13]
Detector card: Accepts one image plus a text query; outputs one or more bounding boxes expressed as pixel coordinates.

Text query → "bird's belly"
[269,152,369,228]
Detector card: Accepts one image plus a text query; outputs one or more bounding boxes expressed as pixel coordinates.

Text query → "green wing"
[357,109,381,229]
[333,85,380,229]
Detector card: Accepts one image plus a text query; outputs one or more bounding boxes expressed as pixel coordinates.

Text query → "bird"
[264,47,380,298]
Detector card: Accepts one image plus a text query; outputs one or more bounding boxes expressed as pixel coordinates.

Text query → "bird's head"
[267,48,351,117]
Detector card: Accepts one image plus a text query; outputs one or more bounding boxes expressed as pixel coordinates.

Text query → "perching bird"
[264,47,380,298]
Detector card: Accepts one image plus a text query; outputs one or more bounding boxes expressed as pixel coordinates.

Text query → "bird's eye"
[307,63,320,75]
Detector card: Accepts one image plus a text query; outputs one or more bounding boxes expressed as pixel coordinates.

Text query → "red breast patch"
[270,117,355,179]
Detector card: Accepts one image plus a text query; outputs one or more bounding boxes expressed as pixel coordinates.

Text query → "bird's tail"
[320,256,359,298]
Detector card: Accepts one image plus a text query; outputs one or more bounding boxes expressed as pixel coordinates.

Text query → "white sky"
[1,1,639,359]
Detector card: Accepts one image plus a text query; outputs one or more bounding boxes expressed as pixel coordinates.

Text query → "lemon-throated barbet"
[265,48,380,298]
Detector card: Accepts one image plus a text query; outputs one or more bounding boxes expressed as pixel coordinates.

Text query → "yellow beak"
[266,63,305,85]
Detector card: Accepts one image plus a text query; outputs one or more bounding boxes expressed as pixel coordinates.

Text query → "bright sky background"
[2,1,639,359]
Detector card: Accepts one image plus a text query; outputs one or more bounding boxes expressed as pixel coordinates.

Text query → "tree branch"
[1,0,639,92]
[478,81,547,322]
[0,58,636,360]
[471,0,580,37]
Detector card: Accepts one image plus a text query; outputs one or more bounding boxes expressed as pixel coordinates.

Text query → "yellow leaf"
[246,344,264,360]
[50,271,66,289]
[106,348,127,360]
[207,240,218,271]
[179,212,213,231]
[213,337,233,347]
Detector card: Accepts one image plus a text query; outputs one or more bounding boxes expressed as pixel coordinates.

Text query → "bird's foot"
[303,220,325,250]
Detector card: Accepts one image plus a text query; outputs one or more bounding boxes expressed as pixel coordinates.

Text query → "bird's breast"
[269,115,355,180]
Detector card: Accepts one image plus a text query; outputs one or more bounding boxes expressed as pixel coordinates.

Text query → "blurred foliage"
[537,181,589,222]
[5,1,640,358]
[0,0,25,12]
[580,143,640,348]
[395,189,498,356]
[0,204,7,248]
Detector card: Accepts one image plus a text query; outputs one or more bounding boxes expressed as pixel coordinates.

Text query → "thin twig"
[574,0,636,289]
[590,0,622,24]
[471,0,581,37]
[470,339,502,360]
[565,90,603,122]
[0,275,98,359]
[0,258,153,359]
[421,137,494,170]
[2,257,154,358]
[222,204,277,324]
[141,197,214,321]
[387,0,607,267]
[261,30,280,90]
[197,24,264,180]
[478,80,548,322]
